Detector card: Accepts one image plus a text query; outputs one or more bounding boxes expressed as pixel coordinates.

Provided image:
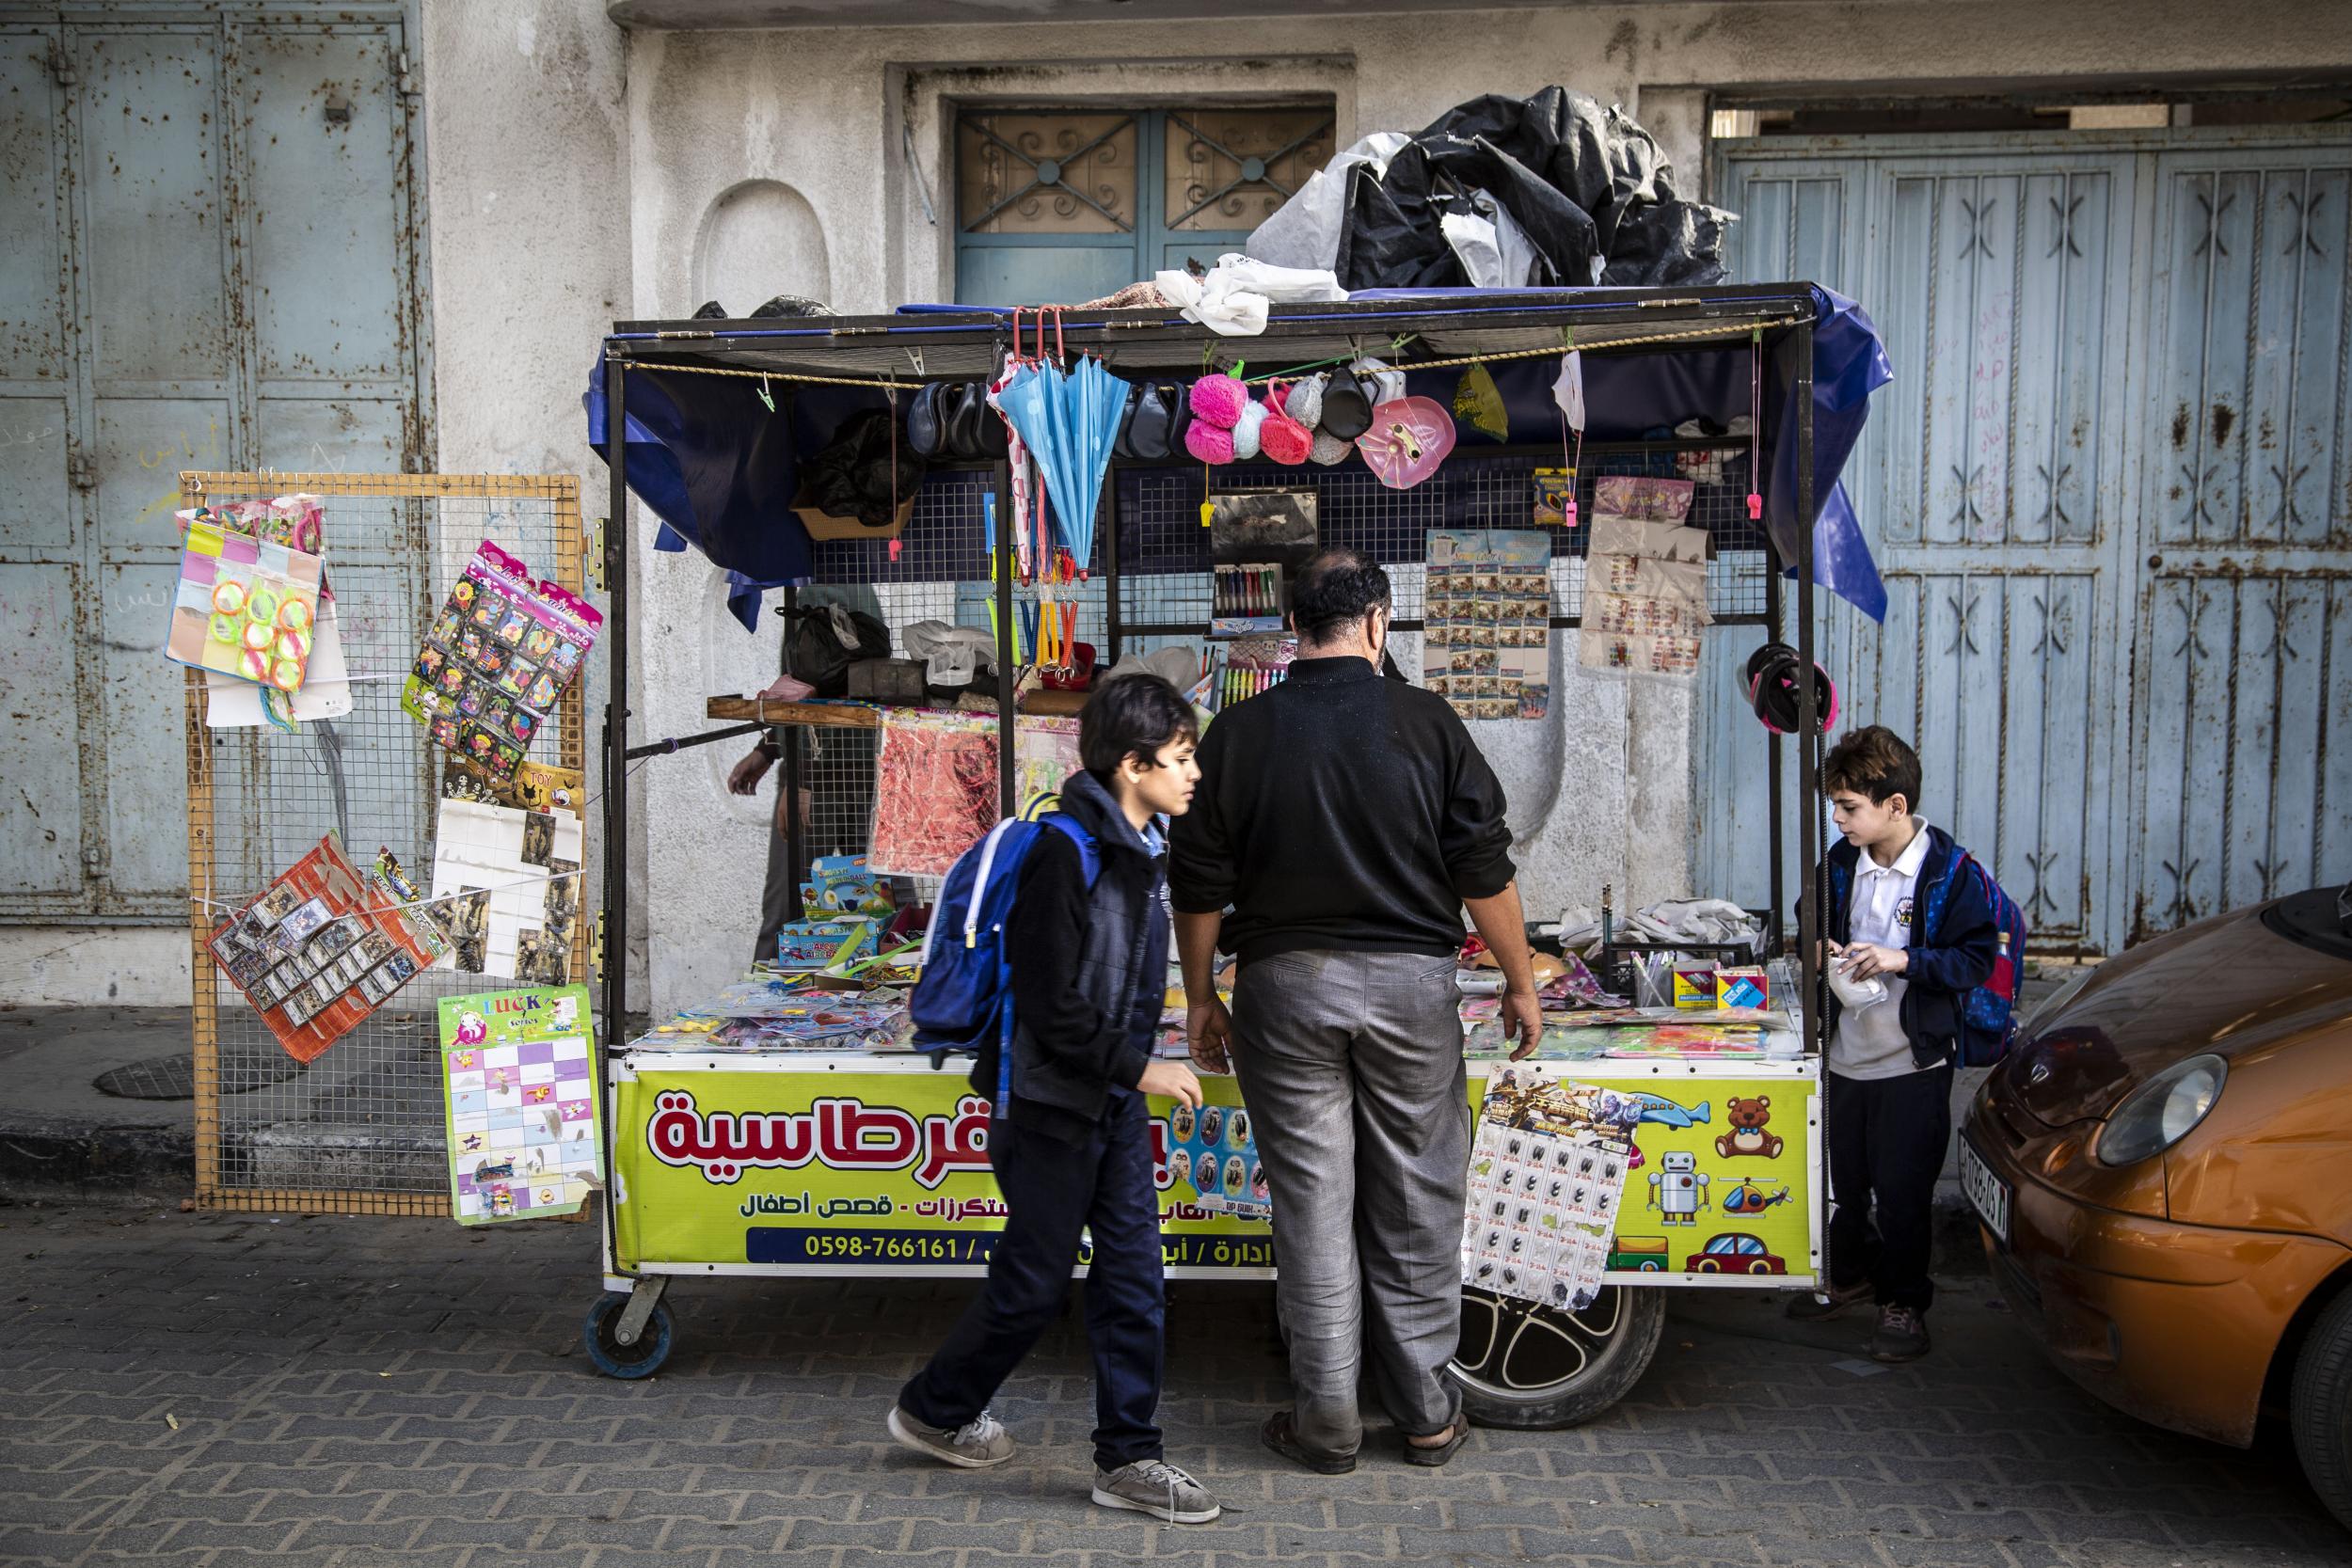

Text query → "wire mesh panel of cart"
[779,467,1000,907]
[1114,443,1772,647]
[181,471,590,1216]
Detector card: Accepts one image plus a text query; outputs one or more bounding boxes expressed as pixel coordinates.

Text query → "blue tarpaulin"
[587,285,1890,626]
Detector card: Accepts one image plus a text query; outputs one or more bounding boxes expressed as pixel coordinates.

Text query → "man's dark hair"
[1080,673,1198,776]
[1823,724,1923,812]
[1290,547,1392,644]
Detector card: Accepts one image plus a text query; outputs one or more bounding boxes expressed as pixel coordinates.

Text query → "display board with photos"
[1422,527,1552,721]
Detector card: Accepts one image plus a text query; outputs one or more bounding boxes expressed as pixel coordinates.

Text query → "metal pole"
[1101,467,1122,667]
[1766,532,1786,952]
[1792,320,1821,1054]
[993,451,1016,820]
[781,585,807,924]
[599,346,630,1275]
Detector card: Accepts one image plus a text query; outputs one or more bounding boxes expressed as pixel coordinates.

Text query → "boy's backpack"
[909,795,1099,1103]
[1919,851,2030,1067]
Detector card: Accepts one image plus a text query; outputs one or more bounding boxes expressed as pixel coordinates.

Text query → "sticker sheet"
[403,541,602,781]
[1422,528,1551,721]
[438,986,601,1224]
[166,512,325,691]
[1579,476,1707,679]
[1462,1069,1635,1312]
[206,833,447,1063]
[1162,1099,1271,1220]
[428,778,584,984]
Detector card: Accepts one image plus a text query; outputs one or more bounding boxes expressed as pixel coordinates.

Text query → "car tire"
[2292,1285,2352,1530]
[1448,1285,1666,1431]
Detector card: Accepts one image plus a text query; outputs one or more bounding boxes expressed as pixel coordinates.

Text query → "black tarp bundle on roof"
[1329,87,1731,291]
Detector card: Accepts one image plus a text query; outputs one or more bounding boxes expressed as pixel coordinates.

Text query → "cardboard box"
[789,486,913,543]
[778,917,882,971]
[847,657,927,705]
[1715,966,1771,1010]
[1671,963,1719,1010]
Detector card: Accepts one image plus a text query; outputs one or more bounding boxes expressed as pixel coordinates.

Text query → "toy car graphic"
[1687,1232,1786,1275]
[1606,1235,1670,1272]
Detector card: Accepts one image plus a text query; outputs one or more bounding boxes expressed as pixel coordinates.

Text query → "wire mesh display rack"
[181,471,590,1215]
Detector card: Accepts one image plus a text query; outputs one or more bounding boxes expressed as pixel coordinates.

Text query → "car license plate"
[1960,1135,2011,1246]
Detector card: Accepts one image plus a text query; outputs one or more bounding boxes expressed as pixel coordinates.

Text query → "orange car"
[1961,882,2352,1528]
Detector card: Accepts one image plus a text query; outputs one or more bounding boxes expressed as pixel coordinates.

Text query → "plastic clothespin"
[755,374,775,414]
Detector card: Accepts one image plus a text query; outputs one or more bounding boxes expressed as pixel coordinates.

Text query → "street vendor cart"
[581,285,1885,1427]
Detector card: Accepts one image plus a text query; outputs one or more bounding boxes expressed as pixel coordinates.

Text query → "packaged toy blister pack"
[167,511,325,692]
[403,542,603,780]
[207,834,448,1063]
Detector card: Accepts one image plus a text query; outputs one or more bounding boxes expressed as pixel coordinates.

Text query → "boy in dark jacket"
[889,674,1219,1524]
[1788,726,1996,1363]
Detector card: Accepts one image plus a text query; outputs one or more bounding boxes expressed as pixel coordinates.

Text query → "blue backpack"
[910,796,1098,1103]
[1919,851,2030,1068]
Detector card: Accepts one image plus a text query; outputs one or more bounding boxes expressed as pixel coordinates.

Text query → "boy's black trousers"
[1824,1061,1955,1313]
[898,1088,1166,1472]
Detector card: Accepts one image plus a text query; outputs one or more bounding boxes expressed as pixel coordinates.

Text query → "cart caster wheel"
[582,1291,675,1379]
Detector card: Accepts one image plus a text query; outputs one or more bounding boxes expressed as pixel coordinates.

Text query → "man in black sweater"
[1169,549,1541,1473]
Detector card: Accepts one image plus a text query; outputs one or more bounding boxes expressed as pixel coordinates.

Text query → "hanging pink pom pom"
[1260,403,1314,466]
[1184,420,1236,464]
[1188,373,1248,429]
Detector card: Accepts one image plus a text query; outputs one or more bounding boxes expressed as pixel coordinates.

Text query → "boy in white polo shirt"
[1788,726,1997,1362]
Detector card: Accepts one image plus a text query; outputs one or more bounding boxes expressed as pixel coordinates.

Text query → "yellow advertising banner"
[611,1062,1816,1282]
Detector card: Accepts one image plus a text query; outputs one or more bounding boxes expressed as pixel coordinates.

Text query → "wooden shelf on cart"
[707,688,1089,727]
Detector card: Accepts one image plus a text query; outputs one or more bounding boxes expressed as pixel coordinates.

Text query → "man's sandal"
[1401,1419,1470,1468]
[1260,1410,1356,1475]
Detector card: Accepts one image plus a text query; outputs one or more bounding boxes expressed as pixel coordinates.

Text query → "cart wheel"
[1448,1285,1665,1431]
[582,1291,675,1380]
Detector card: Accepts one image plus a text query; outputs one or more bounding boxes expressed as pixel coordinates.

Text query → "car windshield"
[2265,884,2352,962]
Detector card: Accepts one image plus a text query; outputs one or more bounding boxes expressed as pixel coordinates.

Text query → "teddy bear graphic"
[1713,1096,1785,1160]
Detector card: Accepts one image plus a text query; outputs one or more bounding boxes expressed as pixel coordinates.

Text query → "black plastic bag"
[783,605,892,698]
[802,409,926,528]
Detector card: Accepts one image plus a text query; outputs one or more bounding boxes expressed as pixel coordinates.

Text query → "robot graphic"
[1646,1149,1711,1226]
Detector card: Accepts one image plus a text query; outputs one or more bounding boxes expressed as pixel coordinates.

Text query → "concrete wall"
[417,0,644,990]
[603,0,2352,1014]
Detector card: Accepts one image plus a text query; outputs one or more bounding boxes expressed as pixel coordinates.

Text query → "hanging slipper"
[1259,383,1314,466]
[1309,427,1353,467]
[1260,1410,1355,1475]
[1318,368,1374,440]
[1121,382,1176,462]
[975,381,1009,457]
[907,382,947,458]
[1166,381,1195,455]
[946,382,990,459]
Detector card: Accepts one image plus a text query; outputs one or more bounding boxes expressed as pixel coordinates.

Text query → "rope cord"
[617,314,1806,394]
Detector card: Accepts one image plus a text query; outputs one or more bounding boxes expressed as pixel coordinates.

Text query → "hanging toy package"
[1577,476,1706,680]
[403,541,603,781]
[166,509,326,693]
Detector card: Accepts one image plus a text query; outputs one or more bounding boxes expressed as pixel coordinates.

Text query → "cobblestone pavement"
[1,1203,2343,1567]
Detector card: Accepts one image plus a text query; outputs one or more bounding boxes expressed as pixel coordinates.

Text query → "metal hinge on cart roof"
[586,516,606,592]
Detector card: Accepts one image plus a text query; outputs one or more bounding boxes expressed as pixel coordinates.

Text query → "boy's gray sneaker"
[887,1403,1014,1468]
[1091,1458,1221,1524]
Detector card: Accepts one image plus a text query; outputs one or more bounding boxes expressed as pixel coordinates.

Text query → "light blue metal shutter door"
[1710,136,2137,954]
[0,12,425,924]
[2131,142,2352,940]
[0,26,82,908]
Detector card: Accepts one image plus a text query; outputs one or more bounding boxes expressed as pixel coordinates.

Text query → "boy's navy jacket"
[1823,823,1999,1069]
[971,768,1169,1143]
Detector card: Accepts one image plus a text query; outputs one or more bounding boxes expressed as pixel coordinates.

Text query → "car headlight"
[2094,1053,2227,1167]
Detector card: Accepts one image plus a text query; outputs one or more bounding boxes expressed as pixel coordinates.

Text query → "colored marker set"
[1213,562,1284,619]
[1217,662,1288,706]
